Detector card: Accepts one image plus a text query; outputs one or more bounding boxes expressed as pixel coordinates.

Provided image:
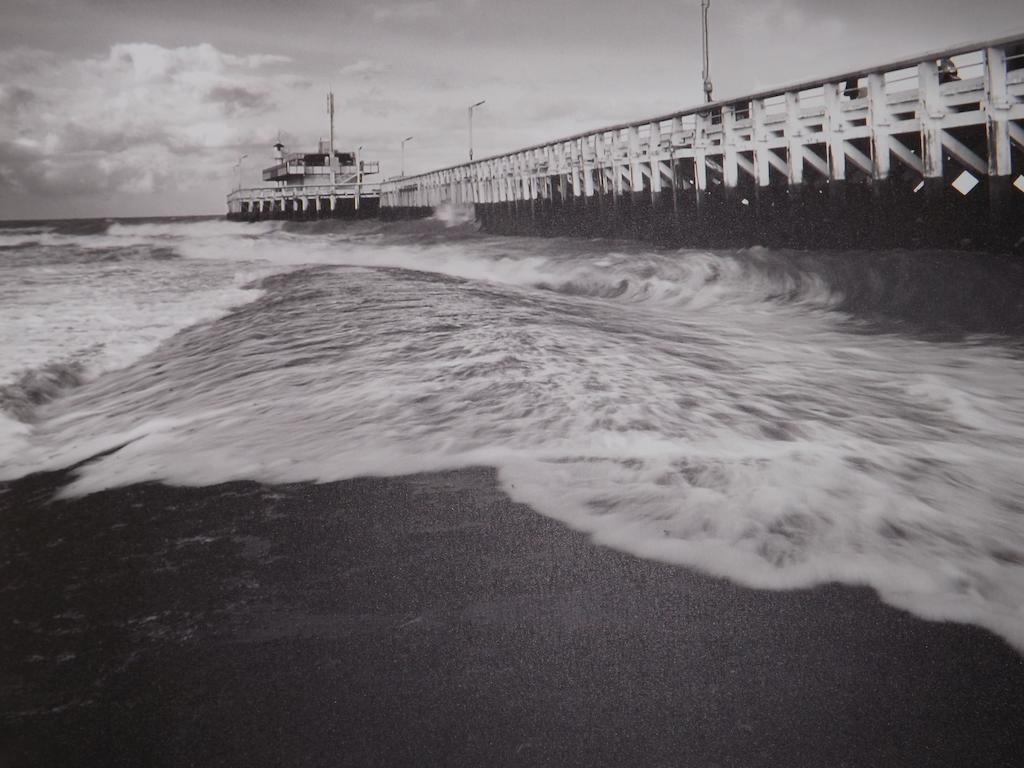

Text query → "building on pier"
[227,139,381,221]
[227,93,382,221]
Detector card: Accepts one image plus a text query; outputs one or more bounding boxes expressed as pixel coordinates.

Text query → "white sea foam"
[432,202,478,226]
[4,221,1024,654]
[177,228,841,316]
[0,219,281,256]
[0,411,31,469]
[0,234,46,248]
[0,220,276,469]
[0,273,264,389]
[106,219,283,240]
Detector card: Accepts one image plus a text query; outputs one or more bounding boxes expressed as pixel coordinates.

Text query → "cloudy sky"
[1,0,1021,218]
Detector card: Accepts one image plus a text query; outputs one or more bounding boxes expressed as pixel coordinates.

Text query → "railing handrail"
[391,30,1024,183]
[228,182,383,199]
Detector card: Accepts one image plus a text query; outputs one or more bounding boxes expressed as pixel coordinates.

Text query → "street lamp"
[234,153,248,192]
[401,136,414,178]
[468,100,485,161]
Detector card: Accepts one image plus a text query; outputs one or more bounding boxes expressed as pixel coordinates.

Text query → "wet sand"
[2,465,1023,767]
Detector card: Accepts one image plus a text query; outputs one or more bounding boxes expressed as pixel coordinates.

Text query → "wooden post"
[751,99,771,187]
[918,60,943,179]
[610,134,620,198]
[582,137,595,198]
[669,116,683,209]
[649,121,663,200]
[823,82,846,182]
[520,154,529,201]
[628,125,644,192]
[985,46,1012,177]
[569,141,581,201]
[785,92,804,185]
[722,105,739,188]
[694,111,710,193]
[867,73,891,180]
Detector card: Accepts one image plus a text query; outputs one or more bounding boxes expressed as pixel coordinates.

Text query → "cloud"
[338,59,392,80]
[0,85,38,118]
[206,85,272,115]
[0,42,297,202]
[372,1,441,22]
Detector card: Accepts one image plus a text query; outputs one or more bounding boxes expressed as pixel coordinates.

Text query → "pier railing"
[380,33,1024,213]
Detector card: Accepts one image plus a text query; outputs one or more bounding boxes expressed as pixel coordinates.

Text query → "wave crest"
[0,360,89,422]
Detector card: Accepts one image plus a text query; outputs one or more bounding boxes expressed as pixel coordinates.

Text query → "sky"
[0,0,1021,218]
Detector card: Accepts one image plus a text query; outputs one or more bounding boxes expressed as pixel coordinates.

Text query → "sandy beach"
[3,464,1023,767]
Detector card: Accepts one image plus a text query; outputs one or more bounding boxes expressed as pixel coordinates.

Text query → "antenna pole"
[328,91,336,186]
[701,0,713,103]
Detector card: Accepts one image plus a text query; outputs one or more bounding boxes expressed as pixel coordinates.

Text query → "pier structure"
[380,34,1024,252]
[228,137,382,220]
[227,180,381,220]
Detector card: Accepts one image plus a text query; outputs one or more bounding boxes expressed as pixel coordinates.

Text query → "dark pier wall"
[227,197,380,223]
[471,171,1023,254]
[379,205,433,222]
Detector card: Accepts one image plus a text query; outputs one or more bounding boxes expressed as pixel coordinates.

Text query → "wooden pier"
[380,34,1024,252]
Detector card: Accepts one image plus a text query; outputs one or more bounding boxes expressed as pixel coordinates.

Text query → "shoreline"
[2,465,1023,767]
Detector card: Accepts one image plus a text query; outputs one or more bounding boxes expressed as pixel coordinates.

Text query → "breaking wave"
[4,215,1024,654]
[0,360,89,422]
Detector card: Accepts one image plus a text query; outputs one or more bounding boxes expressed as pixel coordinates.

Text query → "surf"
[3,216,1024,654]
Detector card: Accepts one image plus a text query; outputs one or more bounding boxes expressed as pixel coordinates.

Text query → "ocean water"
[2,213,1024,652]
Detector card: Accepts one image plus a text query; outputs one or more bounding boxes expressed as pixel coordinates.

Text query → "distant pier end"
[227,139,382,221]
[380,34,1024,253]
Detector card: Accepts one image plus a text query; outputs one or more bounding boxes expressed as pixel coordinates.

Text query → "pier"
[379,34,1024,253]
[227,181,381,220]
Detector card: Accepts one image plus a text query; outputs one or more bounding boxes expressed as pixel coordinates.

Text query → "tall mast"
[327,91,336,185]
[701,1,713,103]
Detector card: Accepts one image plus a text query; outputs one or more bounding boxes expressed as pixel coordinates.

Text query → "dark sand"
[2,465,1023,767]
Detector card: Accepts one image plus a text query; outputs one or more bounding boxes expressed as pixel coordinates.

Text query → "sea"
[2,211,1024,652]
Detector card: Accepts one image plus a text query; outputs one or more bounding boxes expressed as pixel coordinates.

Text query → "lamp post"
[468,100,485,161]
[401,136,414,178]
[234,153,248,192]
[700,0,713,103]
